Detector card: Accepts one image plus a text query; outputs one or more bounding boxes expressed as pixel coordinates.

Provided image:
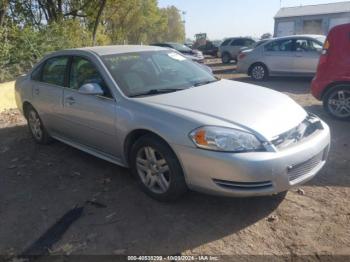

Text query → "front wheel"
[323,85,350,120]
[250,64,268,81]
[26,105,52,144]
[130,135,188,201]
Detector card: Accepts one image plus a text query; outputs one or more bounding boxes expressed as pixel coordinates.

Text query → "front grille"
[287,150,325,182]
[213,179,273,191]
[272,114,323,149]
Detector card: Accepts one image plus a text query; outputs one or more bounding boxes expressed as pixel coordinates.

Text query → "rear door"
[263,38,297,73]
[229,39,245,59]
[294,38,322,74]
[60,56,119,157]
[31,56,68,133]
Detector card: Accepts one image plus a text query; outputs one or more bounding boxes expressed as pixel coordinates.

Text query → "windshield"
[169,43,192,52]
[102,51,216,97]
[315,36,326,44]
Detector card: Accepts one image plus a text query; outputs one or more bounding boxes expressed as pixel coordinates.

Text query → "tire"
[250,63,268,81]
[130,134,188,201]
[221,53,231,64]
[323,85,350,120]
[25,105,52,144]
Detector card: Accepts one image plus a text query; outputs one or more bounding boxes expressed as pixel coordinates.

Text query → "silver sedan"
[237,35,326,81]
[15,45,330,201]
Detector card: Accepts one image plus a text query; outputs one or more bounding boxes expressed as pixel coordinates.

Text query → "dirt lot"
[0,58,349,260]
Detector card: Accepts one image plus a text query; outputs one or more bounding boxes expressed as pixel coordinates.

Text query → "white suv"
[219,37,255,64]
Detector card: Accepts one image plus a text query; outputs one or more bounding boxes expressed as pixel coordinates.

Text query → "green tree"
[159,6,185,43]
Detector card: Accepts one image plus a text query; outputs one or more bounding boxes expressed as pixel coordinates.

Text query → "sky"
[158,0,347,40]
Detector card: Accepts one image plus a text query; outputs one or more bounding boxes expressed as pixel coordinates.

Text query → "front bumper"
[311,77,329,100]
[172,122,330,197]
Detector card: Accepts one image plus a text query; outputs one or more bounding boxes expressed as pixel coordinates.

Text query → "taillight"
[238,53,246,60]
[322,40,330,55]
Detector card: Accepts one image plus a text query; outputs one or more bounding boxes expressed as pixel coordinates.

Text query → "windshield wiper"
[129,88,184,97]
[192,79,219,87]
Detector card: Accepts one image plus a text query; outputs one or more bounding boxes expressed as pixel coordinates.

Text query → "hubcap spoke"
[158,165,169,174]
[338,91,345,100]
[156,174,169,192]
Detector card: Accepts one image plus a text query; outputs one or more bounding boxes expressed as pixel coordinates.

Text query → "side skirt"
[51,134,128,168]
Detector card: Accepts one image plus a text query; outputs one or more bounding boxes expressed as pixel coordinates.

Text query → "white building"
[274,1,350,37]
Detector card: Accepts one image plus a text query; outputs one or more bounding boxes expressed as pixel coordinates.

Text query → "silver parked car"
[15,45,330,201]
[237,35,326,81]
[219,37,256,64]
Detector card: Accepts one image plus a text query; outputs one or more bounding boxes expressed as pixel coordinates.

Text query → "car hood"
[138,79,307,140]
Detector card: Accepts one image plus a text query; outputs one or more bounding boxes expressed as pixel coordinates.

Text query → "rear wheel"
[221,53,231,64]
[250,63,268,81]
[25,105,52,144]
[130,135,188,201]
[323,85,350,120]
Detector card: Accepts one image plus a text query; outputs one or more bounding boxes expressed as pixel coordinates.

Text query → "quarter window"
[69,57,112,98]
[42,56,69,86]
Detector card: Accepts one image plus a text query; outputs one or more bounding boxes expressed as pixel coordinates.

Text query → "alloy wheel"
[28,110,43,141]
[327,89,350,118]
[251,65,265,80]
[136,146,171,194]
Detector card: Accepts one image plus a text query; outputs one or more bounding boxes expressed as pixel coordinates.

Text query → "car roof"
[274,34,325,40]
[55,45,167,56]
[224,37,254,40]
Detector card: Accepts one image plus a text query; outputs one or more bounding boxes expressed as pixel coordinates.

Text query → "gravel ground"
[0,58,349,260]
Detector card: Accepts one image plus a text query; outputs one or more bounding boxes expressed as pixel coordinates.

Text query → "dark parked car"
[151,42,204,62]
[311,23,350,120]
[197,41,220,57]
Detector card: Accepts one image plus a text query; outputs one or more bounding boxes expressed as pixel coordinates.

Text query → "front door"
[60,56,119,157]
[294,38,322,74]
[264,38,296,74]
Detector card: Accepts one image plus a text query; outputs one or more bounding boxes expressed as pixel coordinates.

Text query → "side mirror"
[78,83,104,96]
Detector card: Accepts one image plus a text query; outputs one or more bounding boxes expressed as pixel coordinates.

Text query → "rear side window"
[221,39,231,46]
[231,39,245,46]
[42,56,69,86]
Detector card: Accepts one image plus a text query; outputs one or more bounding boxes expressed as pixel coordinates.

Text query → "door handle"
[34,88,40,95]
[65,96,76,105]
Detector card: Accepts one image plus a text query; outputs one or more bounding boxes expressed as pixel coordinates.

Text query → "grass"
[0,81,16,111]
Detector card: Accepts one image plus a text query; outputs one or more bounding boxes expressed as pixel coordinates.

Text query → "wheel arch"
[321,81,350,100]
[22,101,33,119]
[123,129,179,167]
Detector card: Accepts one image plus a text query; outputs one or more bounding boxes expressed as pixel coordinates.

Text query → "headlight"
[189,126,263,152]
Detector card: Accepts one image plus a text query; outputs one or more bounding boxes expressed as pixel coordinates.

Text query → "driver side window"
[69,57,112,98]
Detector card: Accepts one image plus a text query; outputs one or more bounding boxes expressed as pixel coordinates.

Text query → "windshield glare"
[102,51,216,97]
[170,43,192,52]
[315,36,326,44]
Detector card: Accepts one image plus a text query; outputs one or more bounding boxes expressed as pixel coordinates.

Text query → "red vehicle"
[311,23,350,120]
